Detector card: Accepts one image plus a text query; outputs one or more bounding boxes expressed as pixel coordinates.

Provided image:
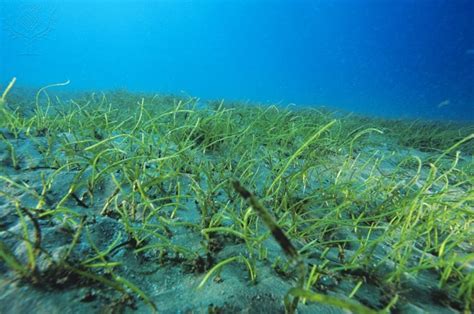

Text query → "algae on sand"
[0,84,473,313]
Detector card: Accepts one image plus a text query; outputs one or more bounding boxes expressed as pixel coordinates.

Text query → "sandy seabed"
[1,88,473,313]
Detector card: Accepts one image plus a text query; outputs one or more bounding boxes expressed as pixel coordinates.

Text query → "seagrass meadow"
[0,79,473,313]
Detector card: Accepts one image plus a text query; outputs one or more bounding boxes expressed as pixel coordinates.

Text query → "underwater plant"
[0,77,16,109]
[0,82,473,313]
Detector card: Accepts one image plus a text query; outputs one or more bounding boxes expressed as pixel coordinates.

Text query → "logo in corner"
[2,2,58,56]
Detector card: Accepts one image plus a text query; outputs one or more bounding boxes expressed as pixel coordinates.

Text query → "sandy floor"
[0,94,472,313]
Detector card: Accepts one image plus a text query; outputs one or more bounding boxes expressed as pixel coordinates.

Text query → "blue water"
[1,0,473,120]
